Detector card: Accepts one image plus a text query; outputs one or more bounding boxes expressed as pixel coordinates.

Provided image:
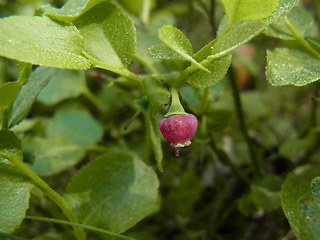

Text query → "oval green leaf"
[220,0,279,26]
[48,109,103,147]
[9,67,58,128]
[281,165,320,240]
[266,48,320,86]
[0,16,90,69]
[0,130,33,234]
[186,54,231,88]
[37,69,86,106]
[64,151,160,233]
[39,0,104,23]
[74,1,136,68]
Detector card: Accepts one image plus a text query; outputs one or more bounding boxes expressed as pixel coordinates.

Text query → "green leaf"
[299,201,320,238]
[147,110,164,172]
[220,0,279,26]
[0,159,33,234]
[64,151,159,233]
[38,0,104,23]
[266,48,320,86]
[147,44,184,60]
[0,16,90,69]
[0,82,21,110]
[37,70,86,106]
[143,77,170,115]
[194,0,297,61]
[297,177,320,238]
[266,0,298,23]
[9,67,57,128]
[0,130,33,234]
[48,109,103,147]
[311,177,320,202]
[22,137,86,176]
[211,21,268,59]
[0,130,22,160]
[74,1,136,68]
[281,165,320,240]
[265,6,318,40]
[186,54,231,88]
[158,25,209,72]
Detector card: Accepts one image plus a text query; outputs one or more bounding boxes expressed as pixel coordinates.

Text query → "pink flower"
[159,114,198,156]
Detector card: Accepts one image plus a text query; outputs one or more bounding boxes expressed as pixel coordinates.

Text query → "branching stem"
[5,155,85,240]
[284,17,320,60]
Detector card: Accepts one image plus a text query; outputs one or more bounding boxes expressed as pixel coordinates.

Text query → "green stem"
[165,88,186,117]
[200,87,210,114]
[141,0,151,26]
[172,55,217,88]
[84,144,109,153]
[284,17,320,60]
[0,231,28,240]
[83,52,143,86]
[228,68,260,175]
[7,156,85,240]
[25,216,137,240]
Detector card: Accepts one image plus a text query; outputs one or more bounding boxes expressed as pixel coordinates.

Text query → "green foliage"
[9,67,57,128]
[38,0,103,23]
[0,0,320,239]
[266,48,320,86]
[299,177,320,238]
[48,109,103,147]
[0,130,33,234]
[37,70,86,106]
[74,1,136,69]
[143,77,170,115]
[64,151,159,233]
[0,129,22,160]
[265,6,319,40]
[281,165,320,240]
[147,44,183,60]
[155,25,209,72]
[219,0,279,27]
[186,54,231,88]
[0,159,33,233]
[0,16,90,69]
[210,21,268,59]
[23,136,86,176]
